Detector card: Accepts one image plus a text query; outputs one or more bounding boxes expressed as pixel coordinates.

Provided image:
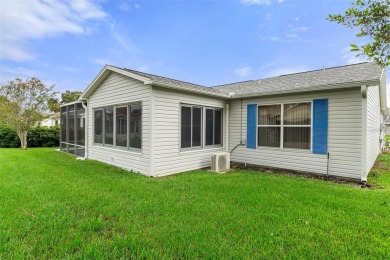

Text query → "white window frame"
[257,101,312,150]
[204,107,223,148]
[180,105,203,151]
[180,104,224,152]
[93,102,142,152]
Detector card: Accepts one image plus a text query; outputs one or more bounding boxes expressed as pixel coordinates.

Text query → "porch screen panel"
[60,106,67,145]
[130,104,141,149]
[76,103,85,146]
[116,107,127,147]
[68,105,75,144]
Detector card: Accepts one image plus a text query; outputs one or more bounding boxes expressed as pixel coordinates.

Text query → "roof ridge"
[122,67,208,88]
[212,80,255,88]
[277,62,371,77]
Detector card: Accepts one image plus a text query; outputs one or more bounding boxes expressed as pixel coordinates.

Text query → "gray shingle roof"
[213,62,382,96]
[112,62,382,99]
[119,67,228,97]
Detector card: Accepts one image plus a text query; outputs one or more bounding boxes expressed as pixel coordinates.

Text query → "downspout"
[361,85,367,183]
[81,100,88,159]
[225,103,229,152]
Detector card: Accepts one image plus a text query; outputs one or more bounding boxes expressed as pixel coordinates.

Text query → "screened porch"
[60,101,86,157]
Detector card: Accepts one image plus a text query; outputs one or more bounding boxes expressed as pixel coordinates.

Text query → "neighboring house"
[36,113,60,127]
[385,115,390,136]
[60,62,388,182]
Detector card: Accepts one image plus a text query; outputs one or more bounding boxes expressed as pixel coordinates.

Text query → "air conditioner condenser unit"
[211,152,230,172]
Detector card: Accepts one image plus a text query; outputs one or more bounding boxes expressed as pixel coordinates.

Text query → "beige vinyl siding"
[153,87,226,176]
[87,72,151,175]
[365,85,381,175]
[228,87,363,180]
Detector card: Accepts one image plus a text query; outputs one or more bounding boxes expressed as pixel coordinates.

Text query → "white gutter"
[81,101,88,159]
[149,86,155,177]
[379,69,389,116]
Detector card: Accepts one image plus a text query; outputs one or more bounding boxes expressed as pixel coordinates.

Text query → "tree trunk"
[17,130,28,150]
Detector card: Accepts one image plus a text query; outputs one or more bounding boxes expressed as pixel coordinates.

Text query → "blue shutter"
[313,99,328,154]
[247,104,257,149]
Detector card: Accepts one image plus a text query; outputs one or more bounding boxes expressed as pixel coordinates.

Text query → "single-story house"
[60,62,388,182]
[36,113,60,127]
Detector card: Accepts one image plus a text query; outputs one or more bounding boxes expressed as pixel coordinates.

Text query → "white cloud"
[108,21,138,54]
[0,0,106,61]
[341,47,367,64]
[241,0,284,4]
[292,26,308,32]
[119,1,141,11]
[91,58,113,66]
[0,66,42,85]
[242,0,271,5]
[235,67,252,77]
[260,34,302,43]
[137,65,149,72]
[294,17,300,21]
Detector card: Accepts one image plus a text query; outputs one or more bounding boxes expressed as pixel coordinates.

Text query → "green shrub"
[0,126,20,148]
[28,126,60,147]
[0,125,59,148]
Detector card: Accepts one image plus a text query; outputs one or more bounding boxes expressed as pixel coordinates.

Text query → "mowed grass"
[0,148,389,258]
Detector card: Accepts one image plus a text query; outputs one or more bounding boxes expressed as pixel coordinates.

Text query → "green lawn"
[0,148,389,258]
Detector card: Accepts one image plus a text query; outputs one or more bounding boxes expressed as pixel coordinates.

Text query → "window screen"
[105,107,114,145]
[116,107,127,147]
[94,110,103,143]
[130,104,141,149]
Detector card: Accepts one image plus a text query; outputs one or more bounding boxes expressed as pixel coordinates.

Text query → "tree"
[61,90,82,104]
[0,78,57,150]
[47,98,60,112]
[328,0,390,67]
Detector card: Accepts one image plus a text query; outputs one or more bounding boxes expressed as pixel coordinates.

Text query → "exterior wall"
[228,87,363,180]
[36,117,59,127]
[386,125,390,136]
[87,72,151,175]
[153,87,226,176]
[365,86,381,175]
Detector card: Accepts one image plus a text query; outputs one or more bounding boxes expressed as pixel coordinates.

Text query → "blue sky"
[0,0,388,105]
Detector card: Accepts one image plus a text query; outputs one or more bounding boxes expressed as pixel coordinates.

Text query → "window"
[206,108,223,146]
[181,106,202,148]
[93,102,142,151]
[180,105,222,149]
[94,110,103,143]
[283,103,311,149]
[105,108,114,145]
[130,104,142,149]
[258,105,281,147]
[257,102,311,149]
